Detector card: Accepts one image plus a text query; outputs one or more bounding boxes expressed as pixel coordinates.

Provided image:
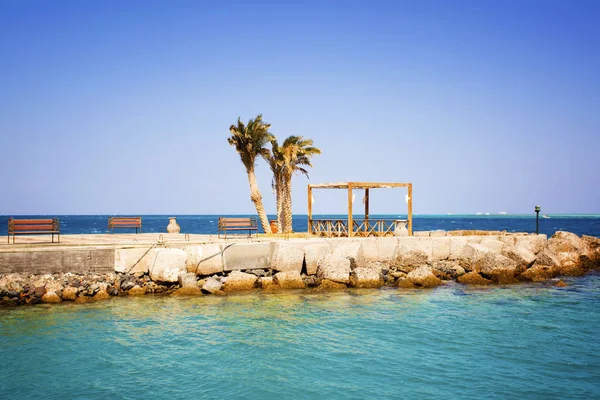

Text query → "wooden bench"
[218,217,258,239]
[108,217,142,233]
[7,218,60,244]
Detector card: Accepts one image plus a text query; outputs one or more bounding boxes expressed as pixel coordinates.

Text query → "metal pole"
[535,205,541,234]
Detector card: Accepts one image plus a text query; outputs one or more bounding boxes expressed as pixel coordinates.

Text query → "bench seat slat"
[13,225,56,230]
[12,219,54,225]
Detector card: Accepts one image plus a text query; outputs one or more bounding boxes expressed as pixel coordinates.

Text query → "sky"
[1,0,599,215]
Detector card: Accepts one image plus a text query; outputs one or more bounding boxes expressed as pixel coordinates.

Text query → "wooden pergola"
[307,182,413,237]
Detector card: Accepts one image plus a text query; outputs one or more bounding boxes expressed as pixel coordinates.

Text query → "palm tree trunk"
[275,179,284,233]
[247,171,271,234]
[283,175,293,233]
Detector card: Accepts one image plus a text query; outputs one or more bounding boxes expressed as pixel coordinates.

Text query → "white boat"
[476,212,483,215]
[499,212,507,215]
[542,214,550,219]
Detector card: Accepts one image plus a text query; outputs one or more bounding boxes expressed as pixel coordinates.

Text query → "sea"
[1,215,599,399]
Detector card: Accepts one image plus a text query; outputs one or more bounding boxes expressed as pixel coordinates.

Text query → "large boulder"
[431,237,451,261]
[519,263,557,282]
[546,231,589,273]
[258,277,278,290]
[271,242,304,273]
[273,271,305,289]
[458,271,492,285]
[332,241,363,267]
[472,252,519,284]
[201,277,223,294]
[406,266,442,288]
[147,248,188,283]
[502,244,536,274]
[186,244,224,276]
[303,242,331,275]
[317,254,351,284]
[222,271,257,291]
[480,238,505,253]
[114,248,150,274]
[316,279,347,290]
[41,291,62,303]
[178,272,198,288]
[61,286,78,301]
[394,245,429,268]
[349,267,384,288]
[430,260,466,279]
[515,234,547,255]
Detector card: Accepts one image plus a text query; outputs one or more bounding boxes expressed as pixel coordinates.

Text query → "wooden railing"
[309,218,407,237]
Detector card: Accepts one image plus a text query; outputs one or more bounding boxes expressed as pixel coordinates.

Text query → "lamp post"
[535,205,541,234]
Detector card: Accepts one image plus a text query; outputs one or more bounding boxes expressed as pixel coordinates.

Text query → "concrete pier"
[1,231,547,276]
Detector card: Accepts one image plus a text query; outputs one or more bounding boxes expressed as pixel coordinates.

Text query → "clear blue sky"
[1,0,599,215]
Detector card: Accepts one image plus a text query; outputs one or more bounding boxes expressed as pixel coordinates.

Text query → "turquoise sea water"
[1,276,599,399]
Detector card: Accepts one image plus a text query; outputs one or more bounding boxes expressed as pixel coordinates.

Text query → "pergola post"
[347,183,353,237]
[364,188,369,235]
[308,185,313,234]
[408,183,413,236]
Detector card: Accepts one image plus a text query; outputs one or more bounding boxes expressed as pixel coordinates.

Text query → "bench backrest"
[109,217,142,227]
[218,217,258,229]
[8,218,60,233]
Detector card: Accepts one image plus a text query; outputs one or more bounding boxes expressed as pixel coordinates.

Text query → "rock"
[121,281,135,291]
[61,287,78,301]
[317,254,351,284]
[259,277,279,290]
[271,242,305,273]
[394,246,429,268]
[460,243,494,266]
[74,296,91,304]
[178,272,198,288]
[127,285,146,295]
[186,244,224,276]
[349,267,384,288]
[502,244,536,273]
[548,231,588,254]
[406,266,442,287]
[222,271,258,292]
[457,271,492,285]
[273,271,305,289]
[108,287,119,296]
[535,249,561,268]
[34,286,47,297]
[146,248,188,283]
[472,252,519,284]
[480,238,505,253]
[518,263,556,282]
[201,277,223,294]
[397,278,416,288]
[431,237,451,260]
[93,290,110,301]
[304,242,332,275]
[515,234,547,255]
[316,279,347,290]
[42,291,62,303]
[430,261,465,279]
[555,279,568,287]
[302,275,317,287]
[173,286,202,296]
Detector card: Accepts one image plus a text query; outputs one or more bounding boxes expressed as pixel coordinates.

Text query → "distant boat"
[476,212,483,215]
[499,212,507,215]
[485,212,490,215]
[542,214,550,219]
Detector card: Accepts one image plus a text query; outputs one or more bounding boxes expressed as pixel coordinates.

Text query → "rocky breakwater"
[1,231,599,306]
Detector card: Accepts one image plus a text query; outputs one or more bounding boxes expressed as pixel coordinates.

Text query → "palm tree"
[227,114,274,234]
[264,139,285,233]
[280,136,321,233]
